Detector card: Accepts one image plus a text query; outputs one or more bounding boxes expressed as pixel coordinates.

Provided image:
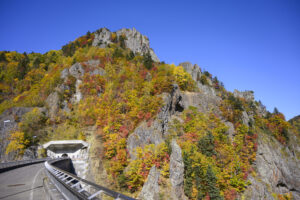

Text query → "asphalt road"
[0,163,46,200]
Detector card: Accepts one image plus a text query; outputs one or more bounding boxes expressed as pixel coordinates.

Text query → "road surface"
[0,163,46,200]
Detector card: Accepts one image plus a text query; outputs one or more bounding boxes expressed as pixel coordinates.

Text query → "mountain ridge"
[0,27,299,200]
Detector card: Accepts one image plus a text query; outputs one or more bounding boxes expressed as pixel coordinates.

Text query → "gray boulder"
[138,166,160,200]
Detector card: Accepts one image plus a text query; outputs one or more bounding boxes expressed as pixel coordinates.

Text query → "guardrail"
[45,158,136,200]
[0,158,50,173]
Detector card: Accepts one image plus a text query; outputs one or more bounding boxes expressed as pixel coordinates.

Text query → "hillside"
[0,27,300,200]
[289,115,300,134]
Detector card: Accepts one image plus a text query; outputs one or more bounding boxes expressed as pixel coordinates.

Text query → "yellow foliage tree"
[173,65,196,91]
[6,131,30,155]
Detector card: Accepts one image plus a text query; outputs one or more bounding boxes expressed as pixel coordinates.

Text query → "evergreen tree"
[273,107,279,114]
[195,165,206,200]
[119,35,126,49]
[198,132,216,157]
[113,48,123,58]
[205,165,223,200]
[183,151,193,198]
[126,51,135,60]
[86,31,91,38]
[18,52,29,79]
[143,52,153,70]
[33,56,41,69]
[0,51,6,62]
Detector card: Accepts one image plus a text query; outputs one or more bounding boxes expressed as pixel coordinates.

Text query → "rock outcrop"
[243,134,300,199]
[233,89,255,102]
[181,91,221,115]
[138,166,160,200]
[92,28,112,48]
[127,84,184,159]
[46,91,60,120]
[69,63,85,79]
[179,61,221,114]
[22,146,38,160]
[179,62,201,83]
[170,140,186,200]
[93,28,159,62]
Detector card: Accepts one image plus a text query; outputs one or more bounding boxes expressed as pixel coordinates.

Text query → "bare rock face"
[243,135,300,199]
[181,91,221,115]
[46,91,60,120]
[93,28,159,62]
[224,121,235,139]
[179,62,202,83]
[127,85,184,159]
[168,84,184,115]
[138,166,160,200]
[170,139,187,200]
[22,146,38,160]
[127,121,164,160]
[179,61,221,109]
[83,59,105,76]
[233,89,254,102]
[60,62,91,105]
[60,68,69,79]
[242,111,250,126]
[92,28,112,48]
[257,101,267,117]
[69,63,85,79]
[72,79,83,103]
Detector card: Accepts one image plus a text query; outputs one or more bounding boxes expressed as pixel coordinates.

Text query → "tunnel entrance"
[61,153,68,158]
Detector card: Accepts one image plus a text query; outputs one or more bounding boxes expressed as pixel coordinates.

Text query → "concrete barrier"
[0,158,49,173]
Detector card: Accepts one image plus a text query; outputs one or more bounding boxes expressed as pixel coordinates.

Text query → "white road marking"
[30,167,44,200]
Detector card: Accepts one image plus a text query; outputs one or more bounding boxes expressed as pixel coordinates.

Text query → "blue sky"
[0,0,299,120]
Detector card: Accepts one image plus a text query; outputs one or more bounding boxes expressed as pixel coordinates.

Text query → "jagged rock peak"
[92,27,159,62]
[179,62,202,83]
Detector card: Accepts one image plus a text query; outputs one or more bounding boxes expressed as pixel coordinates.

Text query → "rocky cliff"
[0,28,299,200]
[92,27,159,62]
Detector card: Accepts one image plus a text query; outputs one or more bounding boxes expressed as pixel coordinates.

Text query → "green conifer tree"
[143,52,153,70]
[183,151,193,198]
[205,165,223,200]
[198,132,216,157]
[195,165,206,200]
